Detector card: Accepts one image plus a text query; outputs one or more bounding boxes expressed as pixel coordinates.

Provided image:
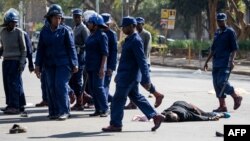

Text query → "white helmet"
[83,10,97,22]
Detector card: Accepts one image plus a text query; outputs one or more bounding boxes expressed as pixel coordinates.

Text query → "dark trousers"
[45,65,71,116]
[212,67,234,98]
[2,60,26,110]
[87,71,108,112]
[110,81,157,127]
[41,69,48,102]
[69,68,84,96]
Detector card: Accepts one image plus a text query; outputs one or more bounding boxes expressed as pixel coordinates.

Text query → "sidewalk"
[151,55,250,75]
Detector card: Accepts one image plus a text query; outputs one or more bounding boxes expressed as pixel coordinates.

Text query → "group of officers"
[0,3,243,132]
[0,4,165,131]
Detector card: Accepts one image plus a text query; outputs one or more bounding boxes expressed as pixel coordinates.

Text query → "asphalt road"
[0,64,249,141]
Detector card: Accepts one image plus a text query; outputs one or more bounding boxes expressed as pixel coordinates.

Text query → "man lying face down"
[161,101,229,122]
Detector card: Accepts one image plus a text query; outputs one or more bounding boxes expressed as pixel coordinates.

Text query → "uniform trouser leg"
[2,60,26,109]
[41,70,48,102]
[45,65,71,116]
[2,61,10,106]
[110,81,157,127]
[104,74,113,102]
[55,65,71,115]
[69,68,84,96]
[88,71,108,112]
[45,67,58,116]
[128,82,157,119]
[213,67,234,98]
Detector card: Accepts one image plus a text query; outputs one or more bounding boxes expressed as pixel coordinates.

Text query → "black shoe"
[48,115,59,120]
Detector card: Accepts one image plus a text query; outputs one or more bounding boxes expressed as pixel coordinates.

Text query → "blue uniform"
[85,29,109,113]
[35,23,78,117]
[211,27,238,98]
[110,33,157,127]
[103,29,118,102]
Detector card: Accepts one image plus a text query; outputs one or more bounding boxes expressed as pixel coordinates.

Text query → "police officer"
[204,13,242,112]
[102,17,165,132]
[0,9,27,114]
[85,14,109,117]
[101,13,118,103]
[35,4,78,120]
[70,8,90,111]
[125,17,164,110]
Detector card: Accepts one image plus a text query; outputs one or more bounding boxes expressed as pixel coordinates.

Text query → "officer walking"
[85,14,109,117]
[204,13,242,112]
[35,4,78,120]
[102,17,165,132]
[70,8,90,111]
[101,13,118,103]
[0,9,27,114]
[125,17,164,110]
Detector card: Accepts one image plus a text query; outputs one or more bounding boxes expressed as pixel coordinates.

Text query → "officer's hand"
[28,63,35,73]
[203,63,208,71]
[106,69,113,76]
[18,63,25,73]
[209,116,220,121]
[99,67,105,79]
[230,61,235,71]
[72,66,79,73]
[34,66,41,79]
[142,83,151,91]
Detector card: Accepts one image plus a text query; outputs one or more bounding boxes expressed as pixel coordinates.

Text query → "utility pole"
[19,0,24,30]
[96,0,99,13]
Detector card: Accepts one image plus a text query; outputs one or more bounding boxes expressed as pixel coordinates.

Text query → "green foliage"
[238,40,250,51]
[33,22,44,31]
[167,40,211,50]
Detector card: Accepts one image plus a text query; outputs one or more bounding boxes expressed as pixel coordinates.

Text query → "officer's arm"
[65,29,78,68]
[19,31,27,65]
[229,30,238,63]
[0,40,3,57]
[107,32,118,71]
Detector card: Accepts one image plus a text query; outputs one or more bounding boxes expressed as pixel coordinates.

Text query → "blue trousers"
[212,67,235,98]
[45,65,71,116]
[2,60,26,110]
[40,69,48,102]
[104,74,113,102]
[87,71,108,112]
[69,68,84,96]
[110,81,157,127]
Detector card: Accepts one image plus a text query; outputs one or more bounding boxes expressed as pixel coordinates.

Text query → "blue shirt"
[211,27,238,68]
[115,33,150,86]
[104,29,118,71]
[35,24,78,68]
[85,29,109,71]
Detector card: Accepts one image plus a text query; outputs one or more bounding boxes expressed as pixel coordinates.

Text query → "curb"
[151,62,250,76]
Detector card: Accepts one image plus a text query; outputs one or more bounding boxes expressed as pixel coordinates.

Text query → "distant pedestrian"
[102,17,165,132]
[35,4,78,120]
[203,13,242,112]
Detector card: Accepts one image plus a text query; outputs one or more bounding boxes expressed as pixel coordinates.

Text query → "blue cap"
[136,17,145,24]
[101,13,112,24]
[217,13,227,21]
[120,16,137,27]
[72,8,82,16]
